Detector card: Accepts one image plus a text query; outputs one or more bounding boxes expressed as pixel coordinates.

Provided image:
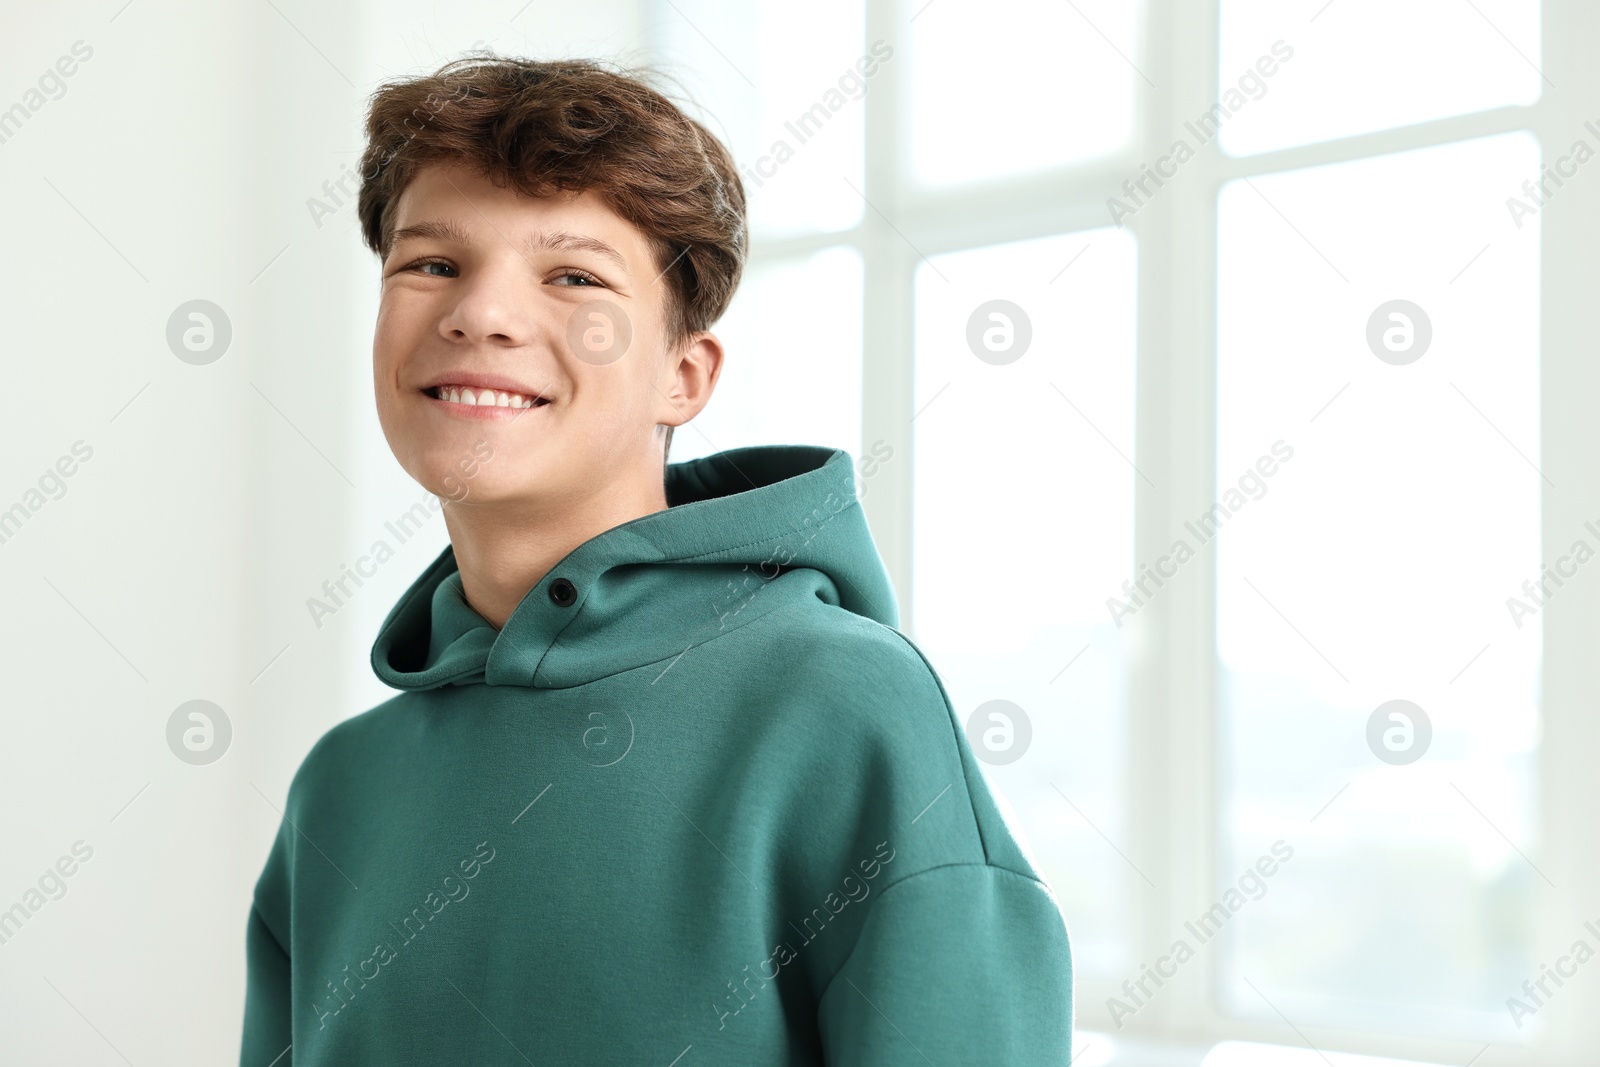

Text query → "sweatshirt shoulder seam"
[818,862,1055,1008]
[249,898,291,961]
[875,625,996,868]
[875,860,1051,900]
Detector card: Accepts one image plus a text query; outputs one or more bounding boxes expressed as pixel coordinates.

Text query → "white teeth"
[435,385,541,408]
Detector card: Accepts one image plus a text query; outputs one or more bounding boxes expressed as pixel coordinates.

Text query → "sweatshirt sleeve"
[815,863,1073,1065]
[240,812,295,1067]
[241,902,293,1066]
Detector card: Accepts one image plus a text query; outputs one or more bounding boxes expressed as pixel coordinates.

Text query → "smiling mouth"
[423,384,551,409]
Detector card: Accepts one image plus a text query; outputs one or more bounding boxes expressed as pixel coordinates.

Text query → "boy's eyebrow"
[390,218,631,274]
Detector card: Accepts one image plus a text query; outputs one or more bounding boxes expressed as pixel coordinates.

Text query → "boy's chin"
[426,471,551,508]
[406,441,542,506]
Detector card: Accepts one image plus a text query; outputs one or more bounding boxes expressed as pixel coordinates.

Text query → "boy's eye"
[407,258,456,278]
[550,269,603,287]
[401,261,602,287]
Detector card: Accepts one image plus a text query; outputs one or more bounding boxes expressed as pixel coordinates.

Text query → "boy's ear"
[655,331,723,428]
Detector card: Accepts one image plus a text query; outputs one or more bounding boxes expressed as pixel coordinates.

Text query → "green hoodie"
[241,444,1073,1065]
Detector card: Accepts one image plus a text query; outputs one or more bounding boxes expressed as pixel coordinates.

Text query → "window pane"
[912,229,1138,978]
[1218,0,1541,155]
[678,247,863,460]
[653,0,866,237]
[1215,132,1540,1037]
[910,0,1137,187]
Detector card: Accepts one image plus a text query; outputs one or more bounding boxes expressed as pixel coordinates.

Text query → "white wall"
[0,2,646,1062]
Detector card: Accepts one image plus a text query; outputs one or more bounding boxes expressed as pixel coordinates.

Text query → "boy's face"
[373,161,711,509]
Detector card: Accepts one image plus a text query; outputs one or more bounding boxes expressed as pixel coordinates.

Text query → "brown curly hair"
[356,53,749,458]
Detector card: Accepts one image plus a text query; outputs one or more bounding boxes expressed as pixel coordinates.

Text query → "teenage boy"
[240,53,1072,1065]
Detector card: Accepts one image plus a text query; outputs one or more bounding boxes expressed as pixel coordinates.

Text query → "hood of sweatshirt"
[370,444,898,691]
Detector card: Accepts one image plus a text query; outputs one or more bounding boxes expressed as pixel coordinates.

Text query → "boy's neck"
[441,478,670,631]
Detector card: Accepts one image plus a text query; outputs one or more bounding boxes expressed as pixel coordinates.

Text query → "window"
[1215,131,1541,1038]
[650,0,1597,1062]
[1217,0,1541,154]
[913,229,1138,978]
[907,0,1137,185]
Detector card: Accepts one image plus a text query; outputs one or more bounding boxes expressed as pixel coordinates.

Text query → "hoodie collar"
[371,445,898,691]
